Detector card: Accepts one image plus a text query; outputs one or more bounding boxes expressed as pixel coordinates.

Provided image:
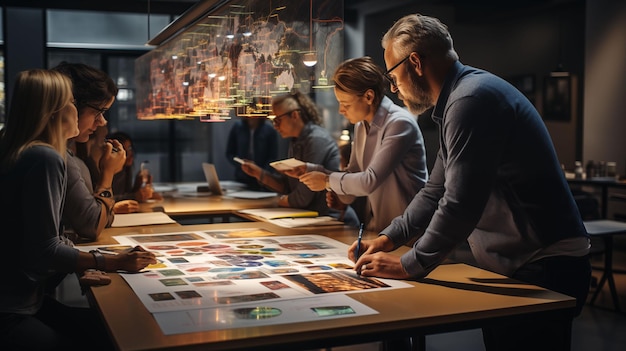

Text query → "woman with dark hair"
[52,62,125,242]
[298,57,428,231]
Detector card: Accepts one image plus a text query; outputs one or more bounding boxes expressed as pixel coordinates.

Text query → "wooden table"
[584,219,626,312]
[85,222,577,351]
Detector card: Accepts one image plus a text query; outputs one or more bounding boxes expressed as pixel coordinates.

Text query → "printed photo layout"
[83,228,411,314]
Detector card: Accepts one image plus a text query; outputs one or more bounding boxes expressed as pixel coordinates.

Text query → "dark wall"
[354,2,585,169]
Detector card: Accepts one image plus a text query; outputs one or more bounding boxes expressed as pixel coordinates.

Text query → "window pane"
[47,10,170,49]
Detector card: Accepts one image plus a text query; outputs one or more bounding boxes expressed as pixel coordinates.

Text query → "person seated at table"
[297,57,428,232]
[75,126,150,214]
[349,14,591,351]
[0,69,157,351]
[240,90,355,225]
[52,62,125,242]
[75,123,108,187]
[226,116,279,190]
[107,130,162,206]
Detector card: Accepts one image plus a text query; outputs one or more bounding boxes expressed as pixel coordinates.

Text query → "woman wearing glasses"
[52,62,126,242]
[298,57,428,231]
[0,69,156,350]
[239,90,342,217]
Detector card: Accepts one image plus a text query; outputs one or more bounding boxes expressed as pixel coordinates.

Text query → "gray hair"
[381,14,459,61]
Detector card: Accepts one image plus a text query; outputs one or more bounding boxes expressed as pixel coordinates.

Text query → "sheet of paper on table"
[111,212,176,227]
[226,190,278,199]
[268,216,343,228]
[238,208,319,219]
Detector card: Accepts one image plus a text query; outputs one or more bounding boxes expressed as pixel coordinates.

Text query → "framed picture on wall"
[543,75,571,121]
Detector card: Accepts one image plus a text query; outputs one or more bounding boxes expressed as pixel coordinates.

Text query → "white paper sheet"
[226,190,277,199]
[111,212,176,227]
[268,216,343,228]
[238,208,319,219]
[154,294,378,335]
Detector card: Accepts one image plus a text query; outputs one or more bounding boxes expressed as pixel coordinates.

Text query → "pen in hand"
[355,222,364,260]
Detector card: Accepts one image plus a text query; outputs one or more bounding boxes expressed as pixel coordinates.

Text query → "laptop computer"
[201,162,277,199]
[201,162,224,195]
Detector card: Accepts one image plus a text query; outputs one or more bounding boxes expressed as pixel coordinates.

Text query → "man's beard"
[400,69,433,115]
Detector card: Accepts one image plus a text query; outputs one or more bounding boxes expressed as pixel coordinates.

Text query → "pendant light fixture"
[550,7,570,77]
[302,0,317,67]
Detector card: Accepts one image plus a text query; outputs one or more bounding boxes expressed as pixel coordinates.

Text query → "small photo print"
[293,260,313,265]
[185,276,204,282]
[286,253,324,259]
[159,278,188,287]
[233,307,282,319]
[215,292,280,304]
[175,290,202,299]
[329,263,353,269]
[280,242,332,250]
[260,280,290,290]
[177,241,209,247]
[193,280,235,287]
[311,305,356,317]
[305,265,333,271]
[264,260,293,267]
[216,270,269,280]
[269,268,299,274]
[159,269,185,277]
[149,292,175,301]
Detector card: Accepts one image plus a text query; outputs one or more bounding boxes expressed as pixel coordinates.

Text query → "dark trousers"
[0,295,113,351]
[482,255,592,351]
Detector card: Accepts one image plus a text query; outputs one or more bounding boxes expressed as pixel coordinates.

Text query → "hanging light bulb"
[302,0,317,67]
[302,52,317,67]
[340,129,350,142]
[550,9,570,77]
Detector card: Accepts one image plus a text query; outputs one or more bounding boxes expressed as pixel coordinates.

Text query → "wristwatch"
[90,249,106,271]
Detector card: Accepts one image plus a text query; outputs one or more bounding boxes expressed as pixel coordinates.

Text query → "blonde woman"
[0,69,156,350]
